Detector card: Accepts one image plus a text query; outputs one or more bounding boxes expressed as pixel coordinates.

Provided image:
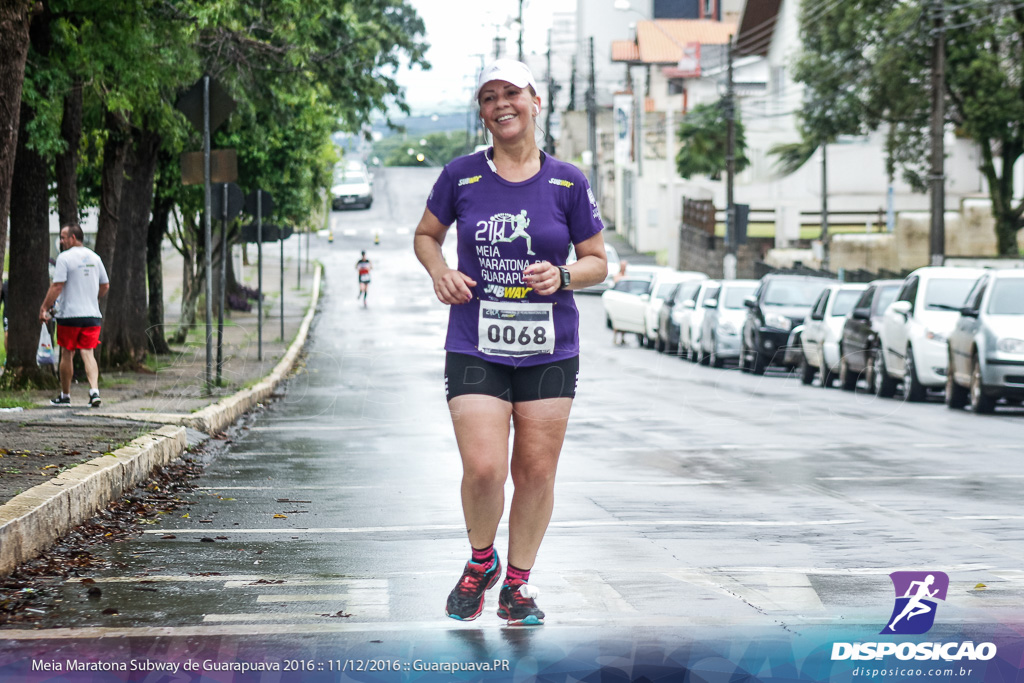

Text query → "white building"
[607,0,987,267]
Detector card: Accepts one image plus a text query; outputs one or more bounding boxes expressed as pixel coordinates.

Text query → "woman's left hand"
[524,261,562,296]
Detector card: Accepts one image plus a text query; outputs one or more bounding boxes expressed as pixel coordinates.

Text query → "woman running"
[414,59,607,625]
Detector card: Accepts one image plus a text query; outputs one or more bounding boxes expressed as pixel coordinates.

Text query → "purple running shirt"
[427,149,604,366]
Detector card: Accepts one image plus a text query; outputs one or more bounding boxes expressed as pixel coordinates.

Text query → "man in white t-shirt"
[38,225,110,407]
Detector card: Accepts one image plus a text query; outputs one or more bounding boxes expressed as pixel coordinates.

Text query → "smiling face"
[478,80,540,144]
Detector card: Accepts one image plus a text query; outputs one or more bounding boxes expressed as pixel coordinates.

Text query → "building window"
[703,0,715,19]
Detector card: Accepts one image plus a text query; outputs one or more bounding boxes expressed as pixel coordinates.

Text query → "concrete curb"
[0,264,323,579]
[181,263,322,435]
[0,425,186,577]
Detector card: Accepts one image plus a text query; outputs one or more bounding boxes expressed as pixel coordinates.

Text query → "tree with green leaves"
[0,0,35,279]
[675,100,749,180]
[791,0,1024,255]
[1,0,428,386]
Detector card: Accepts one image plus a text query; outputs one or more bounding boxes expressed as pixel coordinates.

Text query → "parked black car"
[740,274,833,375]
[836,279,902,391]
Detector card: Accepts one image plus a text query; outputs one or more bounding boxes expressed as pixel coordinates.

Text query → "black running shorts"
[445,352,579,403]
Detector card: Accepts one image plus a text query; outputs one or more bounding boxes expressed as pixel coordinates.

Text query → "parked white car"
[601,266,666,338]
[656,279,705,354]
[876,266,985,400]
[799,282,868,387]
[699,279,759,367]
[642,270,707,348]
[945,269,1024,413]
[678,280,720,361]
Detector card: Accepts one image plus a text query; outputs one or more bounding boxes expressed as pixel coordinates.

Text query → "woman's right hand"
[433,269,477,305]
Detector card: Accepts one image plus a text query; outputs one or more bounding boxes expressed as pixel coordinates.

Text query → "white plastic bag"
[37,323,56,366]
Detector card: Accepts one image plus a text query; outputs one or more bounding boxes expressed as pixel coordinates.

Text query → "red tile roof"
[611,41,640,62]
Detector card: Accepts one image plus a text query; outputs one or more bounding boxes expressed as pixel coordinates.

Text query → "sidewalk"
[0,236,323,576]
[603,227,658,267]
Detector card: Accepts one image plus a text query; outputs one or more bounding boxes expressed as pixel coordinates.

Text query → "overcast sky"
[396,0,576,114]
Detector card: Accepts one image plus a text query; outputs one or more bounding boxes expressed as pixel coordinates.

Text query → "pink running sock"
[505,564,531,585]
[471,545,495,569]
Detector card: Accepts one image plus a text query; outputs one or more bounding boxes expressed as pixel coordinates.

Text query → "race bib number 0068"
[478,302,555,357]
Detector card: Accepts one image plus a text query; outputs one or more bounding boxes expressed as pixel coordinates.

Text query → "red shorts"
[57,325,101,351]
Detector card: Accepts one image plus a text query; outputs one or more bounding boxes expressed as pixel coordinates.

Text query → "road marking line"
[143,519,862,536]
[247,425,371,432]
[819,475,1024,482]
[222,579,384,588]
[563,571,637,613]
[70,564,998,587]
[559,480,733,487]
[202,612,385,623]
[196,486,371,491]
[947,515,1024,521]
[255,594,388,605]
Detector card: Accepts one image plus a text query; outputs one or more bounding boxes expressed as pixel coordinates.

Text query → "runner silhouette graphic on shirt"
[495,209,535,255]
[888,574,939,631]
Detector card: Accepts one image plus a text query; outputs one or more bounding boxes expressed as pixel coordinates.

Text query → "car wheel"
[739,344,749,373]
[606,315,613,330]
[645,334,656,350]
[945,354,968,409]
[904,347,927,402]
[751,347,767,375]
[865,347,879,394]
[711,337,724,368]
[969,354,996,414]
[838,356,857,391]
[821,362,836,388]
[800,356,815,385]
[655,336,665,353]
[875,349,898,398]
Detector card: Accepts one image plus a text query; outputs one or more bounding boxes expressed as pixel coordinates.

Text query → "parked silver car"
[698,280,758,367]
[945,269,1024,413]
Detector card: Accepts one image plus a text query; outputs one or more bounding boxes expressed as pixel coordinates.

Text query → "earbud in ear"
[533,104,540,115]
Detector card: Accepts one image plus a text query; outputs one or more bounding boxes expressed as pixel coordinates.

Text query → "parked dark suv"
[740,274,832,374]
[836,279,902,391]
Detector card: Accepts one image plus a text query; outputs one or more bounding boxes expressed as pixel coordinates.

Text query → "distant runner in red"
[356,251,372,307]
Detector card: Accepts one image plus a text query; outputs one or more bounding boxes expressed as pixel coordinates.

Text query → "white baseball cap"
[475,59,538,101]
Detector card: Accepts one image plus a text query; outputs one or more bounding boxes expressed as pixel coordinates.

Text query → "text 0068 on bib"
[477,302,555,357]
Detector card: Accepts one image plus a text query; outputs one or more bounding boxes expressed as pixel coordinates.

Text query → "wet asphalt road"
[2,166,1024,679]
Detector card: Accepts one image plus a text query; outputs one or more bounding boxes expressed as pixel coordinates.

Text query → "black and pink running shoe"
[445,551,501,621]
[497,582,544,626]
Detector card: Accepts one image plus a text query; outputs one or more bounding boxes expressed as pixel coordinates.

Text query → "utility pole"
[587,36,600,205]
[544,28,558,155]
[724,36,736,279]
[517,0,524,62]
[929,0,946,266]
[820,142,829,271]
